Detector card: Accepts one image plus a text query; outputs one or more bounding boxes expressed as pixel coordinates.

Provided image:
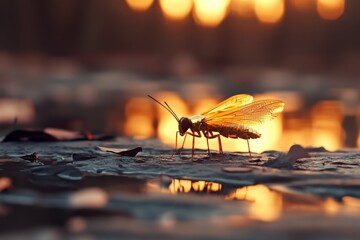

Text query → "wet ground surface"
[1,138,360,239]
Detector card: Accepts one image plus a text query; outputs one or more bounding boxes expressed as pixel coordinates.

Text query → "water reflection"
[163,178,360,222]
[226,184,282,221]
[169,179,222,194]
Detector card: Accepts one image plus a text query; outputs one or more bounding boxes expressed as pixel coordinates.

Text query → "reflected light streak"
[226,185,282,222]
[311,101,343,151]
[230,0,254,17]
[124,97,154,139]
[254,0,285,24]
[160,0,193,20]
[317,0,345,20]
[169,179,222,194]
[126,0,153,11]
[323,197,340,216]
[193,0,230,27]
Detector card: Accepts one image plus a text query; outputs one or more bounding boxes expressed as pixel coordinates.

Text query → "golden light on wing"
[202,94,253,118]
[160,0,193,20]
[203,98,284,153]
[205,99,285,126]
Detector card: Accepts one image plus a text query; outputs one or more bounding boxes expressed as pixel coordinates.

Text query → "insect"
[148,94,284,157]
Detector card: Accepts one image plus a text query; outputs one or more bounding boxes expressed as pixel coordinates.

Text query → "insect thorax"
[189,115,205,130]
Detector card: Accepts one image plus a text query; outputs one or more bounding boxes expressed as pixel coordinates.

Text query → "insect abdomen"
[205,124,261,140]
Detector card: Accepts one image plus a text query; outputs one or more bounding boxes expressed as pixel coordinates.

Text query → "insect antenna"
[164,101,180,121]
[147,95,180,122]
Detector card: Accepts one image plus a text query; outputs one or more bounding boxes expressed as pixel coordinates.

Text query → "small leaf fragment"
[97,146,142,157]
[222,167,253,173]
[264,144,310,169]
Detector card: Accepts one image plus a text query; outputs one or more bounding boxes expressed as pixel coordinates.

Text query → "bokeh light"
[254,0,285,24]
[124,97,154,139]
[160,0,193,20]
[230,0,254,17]
[126,0,154,11]
[193,0,231,27]
[317,0,345,20]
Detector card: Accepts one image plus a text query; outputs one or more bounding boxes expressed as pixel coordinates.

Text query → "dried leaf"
[264,144,310,169]
[97,146,142,157]
[20,152,40,162]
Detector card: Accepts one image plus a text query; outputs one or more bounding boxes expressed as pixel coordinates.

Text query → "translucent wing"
[204,99,284,128]
[201,94,253,119]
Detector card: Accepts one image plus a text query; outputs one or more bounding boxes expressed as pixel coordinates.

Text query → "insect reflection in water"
[148,94,284,157]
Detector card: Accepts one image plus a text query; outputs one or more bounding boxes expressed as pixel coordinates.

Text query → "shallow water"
[1,138,360,239]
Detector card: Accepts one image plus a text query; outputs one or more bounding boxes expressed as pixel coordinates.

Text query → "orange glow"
[280,116,312,150]
[125,0,153,11]
[226,185,282,222]
[323,197,340,216]
[219,93,284,153]
[0,98,35,124]
[154,92,284,153]
[311,101,343,151]
[155,92,190,145]
[230,0,254,17]
[160,0,193,20]
[193,0,230,27]
[343,196,360,208]
[290,0,314,11]
[254,0,285,24]
[169,179,222,194]
[124,97,154,139]
[317,0,345,20]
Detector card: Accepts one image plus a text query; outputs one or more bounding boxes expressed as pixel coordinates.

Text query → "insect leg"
[192,135,195,158]
[179,132,188,155]
[246,138,252,157]
[179,131,201,158]
[203,131,223,155]
[206,137,210,155]
[217,135,223,155]
[174,131,179,155]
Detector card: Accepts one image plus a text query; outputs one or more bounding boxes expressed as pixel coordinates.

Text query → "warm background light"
[230,0,254,17]
[160,0,193,20]
[126,0,154,11]
[290,0,314,11]
[193,0,230,27]
[311,101,343,151]
[317,0,345,20]
[154,92,190,145]
[124,97,154,139]
[254,0,285,24]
